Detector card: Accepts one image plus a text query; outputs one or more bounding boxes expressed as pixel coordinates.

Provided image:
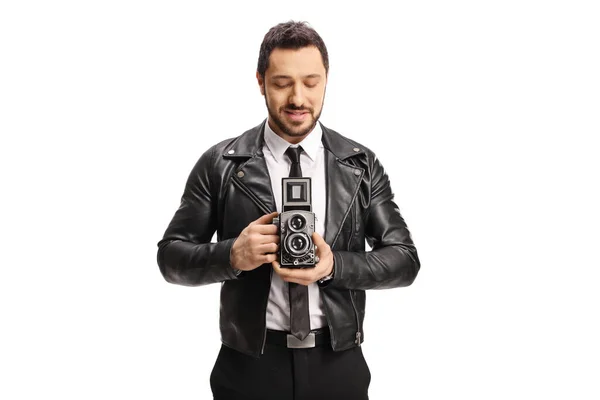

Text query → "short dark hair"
[257,21,329,79]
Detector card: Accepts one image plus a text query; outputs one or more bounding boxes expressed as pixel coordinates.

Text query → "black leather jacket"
[157,121,420,357]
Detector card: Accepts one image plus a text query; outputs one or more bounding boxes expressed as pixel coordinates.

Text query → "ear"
[256,71,265,96]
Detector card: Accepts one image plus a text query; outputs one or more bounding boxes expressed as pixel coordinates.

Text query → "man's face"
[257,46,327,144]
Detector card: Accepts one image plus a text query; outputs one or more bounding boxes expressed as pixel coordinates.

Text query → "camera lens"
[288,214,306,231]
[291,236,306,251]
[286,233,310,256]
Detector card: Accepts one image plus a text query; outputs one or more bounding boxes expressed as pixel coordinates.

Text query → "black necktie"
[284,146,311,340]
[285,146,303,177]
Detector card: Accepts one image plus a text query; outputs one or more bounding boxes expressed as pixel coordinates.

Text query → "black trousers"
[210,340,371,400]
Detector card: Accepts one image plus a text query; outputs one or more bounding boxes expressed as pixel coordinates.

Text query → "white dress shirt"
[262,120,328,331]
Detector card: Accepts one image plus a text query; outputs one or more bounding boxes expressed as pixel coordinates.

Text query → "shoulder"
[320,123,378,162]
[187,121,265,185]
[195,121,266,162]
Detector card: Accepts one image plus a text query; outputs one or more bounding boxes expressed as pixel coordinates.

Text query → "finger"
[268,235,280,244]
[282,275,313,286]
[251,212,279,226]
[259,253,277,264]
[257,243,278,254]
[271,262,309,285]
[255,234,279,245]
[252,224,279,235]
[272,260,285,277]
[312,231,327,247]
[277,267,315,283]
[248,233,279,245]
[312,234,329,257]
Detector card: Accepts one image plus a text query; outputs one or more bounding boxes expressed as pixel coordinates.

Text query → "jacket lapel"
[233,155,277,214]
[222,120,277,214]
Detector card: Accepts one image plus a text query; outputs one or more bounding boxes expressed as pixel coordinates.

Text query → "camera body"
[273,177,317,268]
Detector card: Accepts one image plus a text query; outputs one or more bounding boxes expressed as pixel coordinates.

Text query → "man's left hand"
[272,232,334,286]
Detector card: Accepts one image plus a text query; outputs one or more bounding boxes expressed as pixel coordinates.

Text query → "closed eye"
[304,78,320,88]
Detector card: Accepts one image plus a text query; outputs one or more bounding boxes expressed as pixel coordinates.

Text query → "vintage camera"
[273,177,318,268]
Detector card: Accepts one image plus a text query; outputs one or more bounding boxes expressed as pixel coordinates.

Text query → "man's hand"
[272,232,334,286]
[231,212,279,272]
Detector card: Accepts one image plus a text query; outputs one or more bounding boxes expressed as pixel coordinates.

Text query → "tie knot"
[285,146,303,164]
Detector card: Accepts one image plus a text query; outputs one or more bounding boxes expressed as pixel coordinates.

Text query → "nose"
[288,83,305,107]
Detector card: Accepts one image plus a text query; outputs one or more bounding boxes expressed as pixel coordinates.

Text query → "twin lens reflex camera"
[272,177,318,268]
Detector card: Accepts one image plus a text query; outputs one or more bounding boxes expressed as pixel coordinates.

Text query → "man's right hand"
[230,212,280,272]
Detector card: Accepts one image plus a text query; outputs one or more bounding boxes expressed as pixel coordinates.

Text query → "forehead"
[266,46,326,77]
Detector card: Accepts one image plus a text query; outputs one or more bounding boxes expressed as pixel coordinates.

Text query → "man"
[157,21,420,400]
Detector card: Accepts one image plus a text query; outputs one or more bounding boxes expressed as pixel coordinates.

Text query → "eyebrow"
[271,74,322,80]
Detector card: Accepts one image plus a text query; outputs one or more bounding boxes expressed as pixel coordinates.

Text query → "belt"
[266,328,331,349]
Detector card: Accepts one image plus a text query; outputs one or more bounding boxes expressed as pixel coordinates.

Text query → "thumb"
[312,231,326,247]
[253,211,279,225]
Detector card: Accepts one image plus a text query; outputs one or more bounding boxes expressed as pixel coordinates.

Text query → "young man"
[157,21,420,400]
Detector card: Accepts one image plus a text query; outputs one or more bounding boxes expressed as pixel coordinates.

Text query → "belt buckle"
[286,333,316,349]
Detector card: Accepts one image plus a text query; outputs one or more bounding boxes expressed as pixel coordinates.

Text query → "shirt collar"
[263,119,323,164]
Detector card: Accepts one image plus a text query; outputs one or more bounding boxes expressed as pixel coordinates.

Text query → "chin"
[286,118,316,133]
[288,124,315,137]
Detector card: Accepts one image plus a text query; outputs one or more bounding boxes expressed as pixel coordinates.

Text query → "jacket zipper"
[345,195,361,346]
[349,290,362,346]
[260,268,274,354]
[231,173,274,355]
[347,201,355,250]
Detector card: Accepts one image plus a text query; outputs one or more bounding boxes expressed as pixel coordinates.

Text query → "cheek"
[266,90,285,107]
[310,93,325,110]
[310,87,326,104]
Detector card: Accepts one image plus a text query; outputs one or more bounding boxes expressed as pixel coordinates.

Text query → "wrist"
[318,264,334,284]
[229,238,242,276]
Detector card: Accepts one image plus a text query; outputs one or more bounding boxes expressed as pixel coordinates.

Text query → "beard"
[264,91,324,138]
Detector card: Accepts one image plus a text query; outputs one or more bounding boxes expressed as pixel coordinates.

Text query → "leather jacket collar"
[221,119,365,161]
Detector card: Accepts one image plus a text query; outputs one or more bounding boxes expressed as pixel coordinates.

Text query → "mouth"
[284,109,310,122]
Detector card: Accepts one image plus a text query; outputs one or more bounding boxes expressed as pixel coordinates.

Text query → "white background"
[1,0,599,399]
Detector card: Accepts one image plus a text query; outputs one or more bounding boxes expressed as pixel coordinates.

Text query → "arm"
[328,155,420,291]
[156,146,239,286]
